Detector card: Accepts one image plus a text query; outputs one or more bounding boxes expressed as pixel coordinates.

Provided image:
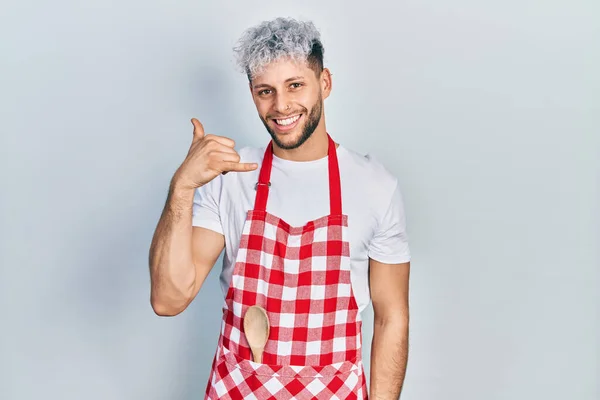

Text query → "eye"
[258,89,272,96]
[290,82,303,89]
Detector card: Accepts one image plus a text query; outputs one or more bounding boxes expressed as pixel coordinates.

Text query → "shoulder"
[338,145,400,200]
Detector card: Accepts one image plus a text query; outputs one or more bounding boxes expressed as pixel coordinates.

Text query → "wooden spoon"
[243,305,270,363]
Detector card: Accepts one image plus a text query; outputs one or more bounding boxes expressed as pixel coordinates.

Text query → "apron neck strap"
[254,134,342,215]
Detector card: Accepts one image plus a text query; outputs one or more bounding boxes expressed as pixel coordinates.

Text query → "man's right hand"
[174,118,258,190]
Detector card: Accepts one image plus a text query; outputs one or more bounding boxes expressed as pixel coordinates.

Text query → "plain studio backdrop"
[1,0,598,399]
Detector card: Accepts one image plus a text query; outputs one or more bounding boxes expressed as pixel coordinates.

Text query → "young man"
[149,17,411,400]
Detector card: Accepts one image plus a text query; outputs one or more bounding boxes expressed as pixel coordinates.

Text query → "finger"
[207,140,237,154]
[191,118,205,141]
[211,151,241,163]
[220,161,259,173]
[208,143,238,156]
[205,134,236,148]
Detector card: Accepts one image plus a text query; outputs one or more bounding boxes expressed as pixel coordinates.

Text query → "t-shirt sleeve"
[368,180,411,264]
[192,175,224,235]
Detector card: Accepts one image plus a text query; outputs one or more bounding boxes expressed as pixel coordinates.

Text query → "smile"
[274,114,301,126]
[272,114,302,131]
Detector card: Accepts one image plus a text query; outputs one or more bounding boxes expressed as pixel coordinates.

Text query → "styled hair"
[233,17,324,80]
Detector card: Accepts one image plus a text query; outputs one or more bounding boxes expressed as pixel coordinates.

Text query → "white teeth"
[276,115,300,126]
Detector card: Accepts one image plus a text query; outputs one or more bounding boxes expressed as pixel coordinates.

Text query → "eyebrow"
[253,76,305,90]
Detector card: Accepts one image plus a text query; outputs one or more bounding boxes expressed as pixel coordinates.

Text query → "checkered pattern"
[204,135,367,399]
[206,345,366,399]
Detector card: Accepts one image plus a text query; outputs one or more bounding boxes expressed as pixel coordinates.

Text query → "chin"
[262,114,316,150]
[272,130,303,149]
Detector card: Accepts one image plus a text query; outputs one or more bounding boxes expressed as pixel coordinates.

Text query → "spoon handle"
[250,347,264,364]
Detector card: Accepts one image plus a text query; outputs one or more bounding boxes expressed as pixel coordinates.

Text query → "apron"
[204,134,368,399]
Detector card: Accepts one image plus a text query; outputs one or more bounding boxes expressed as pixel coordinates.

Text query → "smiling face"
[249,57,331,150]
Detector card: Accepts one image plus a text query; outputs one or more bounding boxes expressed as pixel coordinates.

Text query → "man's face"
[250,58,330,150]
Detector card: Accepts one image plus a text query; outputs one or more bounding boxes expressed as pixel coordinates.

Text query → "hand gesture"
[175,118,258,189]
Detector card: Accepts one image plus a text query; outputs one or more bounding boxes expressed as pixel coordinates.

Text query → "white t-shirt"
[192,143,411,313]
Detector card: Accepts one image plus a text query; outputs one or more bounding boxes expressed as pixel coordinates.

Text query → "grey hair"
[233,17,324,79]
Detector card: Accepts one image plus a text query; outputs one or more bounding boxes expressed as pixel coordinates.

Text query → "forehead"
[251,57,316,87]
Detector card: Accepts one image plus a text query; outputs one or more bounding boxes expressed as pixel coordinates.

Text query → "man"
[149,17,411,399]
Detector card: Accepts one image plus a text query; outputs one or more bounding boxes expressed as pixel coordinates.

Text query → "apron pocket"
[210,345,364,399]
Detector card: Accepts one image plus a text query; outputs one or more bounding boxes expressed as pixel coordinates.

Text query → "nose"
[273,93,292,115]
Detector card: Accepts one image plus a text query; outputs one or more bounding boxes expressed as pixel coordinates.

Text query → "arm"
[148,118,256,316]
[369,259,410,399]
[148,178,224,316]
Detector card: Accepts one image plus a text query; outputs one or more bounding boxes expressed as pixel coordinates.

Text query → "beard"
[260,93,323,150]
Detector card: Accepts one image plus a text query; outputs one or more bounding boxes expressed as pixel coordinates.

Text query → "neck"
[271,121,337,162]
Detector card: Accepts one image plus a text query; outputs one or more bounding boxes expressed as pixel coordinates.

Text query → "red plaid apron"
[204,134,368,399]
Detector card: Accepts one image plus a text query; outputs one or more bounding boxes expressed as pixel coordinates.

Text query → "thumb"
[191,118,205,141]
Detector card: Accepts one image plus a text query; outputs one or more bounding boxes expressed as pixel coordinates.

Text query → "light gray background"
[1,1,598,399]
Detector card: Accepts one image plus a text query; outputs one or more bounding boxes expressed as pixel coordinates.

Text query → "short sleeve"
[367,181,411,264]
[192,175,224,235]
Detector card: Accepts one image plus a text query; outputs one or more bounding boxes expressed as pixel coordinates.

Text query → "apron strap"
[327,134,342,215]
[254,134,342,215]
[254,141,274,212]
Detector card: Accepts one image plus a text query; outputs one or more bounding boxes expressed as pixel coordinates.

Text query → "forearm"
[149,177,197,315]
[369,316,409,399]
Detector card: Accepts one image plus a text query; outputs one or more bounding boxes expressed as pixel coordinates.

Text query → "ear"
[321,68,332,99]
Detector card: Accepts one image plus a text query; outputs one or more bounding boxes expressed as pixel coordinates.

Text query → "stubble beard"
[260,94,323,150]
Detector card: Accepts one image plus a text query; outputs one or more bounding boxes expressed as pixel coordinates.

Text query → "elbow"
[149,269,198,317]
[150,294,190,317]
[151,302,183,317]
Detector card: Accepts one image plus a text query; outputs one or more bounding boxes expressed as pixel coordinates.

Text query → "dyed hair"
[233,17,325,81]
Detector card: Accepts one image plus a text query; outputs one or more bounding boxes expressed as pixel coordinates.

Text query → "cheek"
[255,101,271,117]
[300,90,319,106]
